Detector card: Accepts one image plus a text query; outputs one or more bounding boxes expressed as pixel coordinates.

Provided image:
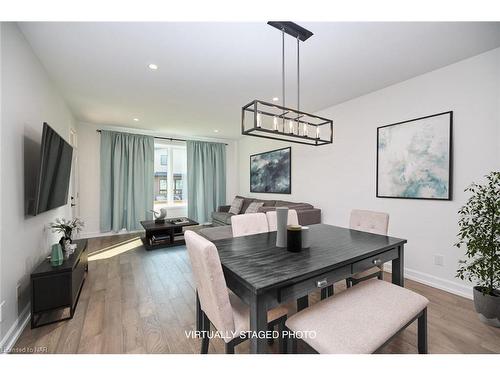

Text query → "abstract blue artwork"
[250,147,291,194]
[377,112,452,200]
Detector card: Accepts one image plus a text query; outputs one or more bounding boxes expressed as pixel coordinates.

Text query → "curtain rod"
[96,129,228,145]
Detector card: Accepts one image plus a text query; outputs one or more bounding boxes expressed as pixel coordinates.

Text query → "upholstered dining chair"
[184,230,288,354]
[231,212,269,238]
[265,209,299,231]
[346,209,390,287]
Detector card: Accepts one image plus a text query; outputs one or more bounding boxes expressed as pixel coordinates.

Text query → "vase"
[50,243,64,266]
[301,226,310,249]
[286,225,302,252]
[276,207,289,247]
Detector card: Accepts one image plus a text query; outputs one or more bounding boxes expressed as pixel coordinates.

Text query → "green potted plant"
[455,171,500,327]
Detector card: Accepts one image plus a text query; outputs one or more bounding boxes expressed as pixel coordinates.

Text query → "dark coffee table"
[140,217,199,250]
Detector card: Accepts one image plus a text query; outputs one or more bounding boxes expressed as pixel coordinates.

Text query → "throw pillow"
[245,201,264,214]
[228,197,244,215]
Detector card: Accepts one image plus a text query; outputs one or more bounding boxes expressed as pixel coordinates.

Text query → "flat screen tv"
[34,122,73,215]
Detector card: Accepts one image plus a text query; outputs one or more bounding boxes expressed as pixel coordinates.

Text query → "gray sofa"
[211,196,321,226]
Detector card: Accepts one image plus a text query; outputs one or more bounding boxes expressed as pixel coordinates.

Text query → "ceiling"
[19,22,500,139]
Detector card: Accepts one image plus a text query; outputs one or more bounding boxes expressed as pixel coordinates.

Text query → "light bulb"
[273,116,278,131]
[288,120,293,134]
[316,127,320,139]
[257,113,262,128]
[304,124,308,137]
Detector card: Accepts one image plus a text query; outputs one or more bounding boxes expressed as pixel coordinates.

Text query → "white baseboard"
[79,229,143,239]
[384,264,473,300]
[0,305,31,354]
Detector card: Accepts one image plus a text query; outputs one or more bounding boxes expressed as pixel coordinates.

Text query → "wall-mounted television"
[33,122,73,215]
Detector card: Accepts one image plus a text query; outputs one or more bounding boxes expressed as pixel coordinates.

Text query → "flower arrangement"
[50,218,85,240]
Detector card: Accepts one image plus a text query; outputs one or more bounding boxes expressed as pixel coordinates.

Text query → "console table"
[30,239,88,328]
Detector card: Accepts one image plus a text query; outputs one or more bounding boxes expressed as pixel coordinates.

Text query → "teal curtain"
[187,141,226,223]
[100,131,154,232]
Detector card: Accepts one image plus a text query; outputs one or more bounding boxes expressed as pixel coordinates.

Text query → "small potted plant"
[51,218,85,253]
[455,171,500,327]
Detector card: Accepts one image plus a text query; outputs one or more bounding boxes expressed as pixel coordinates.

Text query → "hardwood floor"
[12,233,500,354]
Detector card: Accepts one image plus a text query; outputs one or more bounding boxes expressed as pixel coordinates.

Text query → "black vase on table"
[287,225,302,253]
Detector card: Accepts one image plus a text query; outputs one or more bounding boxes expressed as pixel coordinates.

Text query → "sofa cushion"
[236,195,255,213]
[245,201,264,214]
[228,197,244,215]
[212,211,234,225]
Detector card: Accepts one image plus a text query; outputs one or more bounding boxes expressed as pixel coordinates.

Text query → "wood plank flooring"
[12,233,500,354]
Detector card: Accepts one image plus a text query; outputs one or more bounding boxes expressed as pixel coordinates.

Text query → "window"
[154,141,187,216]
[159,178,167,195]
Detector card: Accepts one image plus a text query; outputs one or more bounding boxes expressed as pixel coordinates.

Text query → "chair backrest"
[184,230,235,334]
[349,209,389,235]
[266,209,299,231]
[231,212,269,237]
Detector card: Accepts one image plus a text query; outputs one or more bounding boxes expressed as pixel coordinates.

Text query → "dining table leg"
[392,244,405,287]
[196,291,202,332]
[249,293,268,354]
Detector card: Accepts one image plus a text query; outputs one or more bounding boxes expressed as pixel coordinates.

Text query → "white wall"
[77,122,238,236]
[238,48,500,298]
[0,23,76,347]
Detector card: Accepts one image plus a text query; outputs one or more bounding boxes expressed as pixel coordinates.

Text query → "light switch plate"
[434,254,444,266]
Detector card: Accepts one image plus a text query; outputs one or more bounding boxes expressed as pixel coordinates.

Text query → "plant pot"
[473,286,500,327]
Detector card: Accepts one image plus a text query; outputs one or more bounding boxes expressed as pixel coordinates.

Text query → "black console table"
[30,239,88,328]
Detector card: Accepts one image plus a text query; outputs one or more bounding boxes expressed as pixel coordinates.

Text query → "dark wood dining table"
[196,223,407,354]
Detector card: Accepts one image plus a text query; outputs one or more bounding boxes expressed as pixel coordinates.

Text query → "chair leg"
[278,319,287,354]
[297,295,309,311]
[267,322,274,345]
[321,284,335,300]
[288,335,297,354]
[225,341,235,354]
[327,284,334,297]
[418,308,428,354]
[320,287,328,300]
[200,310,210,354]
[346,278,352,288]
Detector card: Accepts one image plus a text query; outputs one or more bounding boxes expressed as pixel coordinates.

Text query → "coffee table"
[140,217,199,250]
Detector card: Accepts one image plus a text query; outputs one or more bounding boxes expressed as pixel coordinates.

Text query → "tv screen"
[34,123,73,215]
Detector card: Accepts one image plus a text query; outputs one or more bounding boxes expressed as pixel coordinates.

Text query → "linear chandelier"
[241,22,334,146]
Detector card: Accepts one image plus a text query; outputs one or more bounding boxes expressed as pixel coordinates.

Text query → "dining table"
[195,223,407,354]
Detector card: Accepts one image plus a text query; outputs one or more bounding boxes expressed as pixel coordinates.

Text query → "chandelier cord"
[297,35,300,115]
[282,28,285,110]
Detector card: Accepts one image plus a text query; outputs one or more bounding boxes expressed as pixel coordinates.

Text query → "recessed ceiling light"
[133,118,139,122]
[148,63,158,70]
[272,97,279,102]
[214,129,219,133]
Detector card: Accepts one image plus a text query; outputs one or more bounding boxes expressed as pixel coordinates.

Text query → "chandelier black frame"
[241,22,334,146]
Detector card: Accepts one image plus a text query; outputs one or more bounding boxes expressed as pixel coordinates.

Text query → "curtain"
[187,141,226,224]
[100,131,154,232]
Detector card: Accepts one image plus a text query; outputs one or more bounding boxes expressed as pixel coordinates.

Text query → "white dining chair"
[265,209,299,231]
[347,209,390,287]
[184,230,288,354]
[231,212,269,237]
